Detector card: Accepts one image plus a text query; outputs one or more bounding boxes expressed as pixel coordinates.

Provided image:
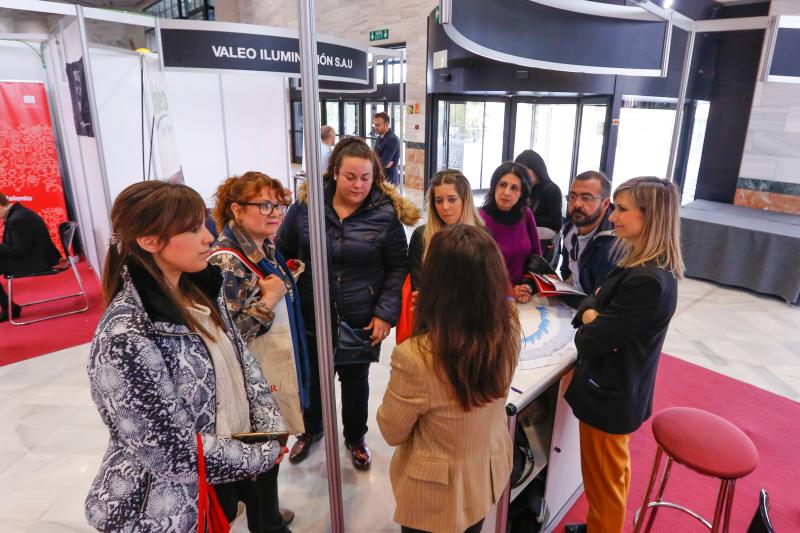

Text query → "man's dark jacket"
[276,182,412,340]
[566,261,678,434]
[375,128,401,185]
[560,205,616,299]
[0,203,60,276]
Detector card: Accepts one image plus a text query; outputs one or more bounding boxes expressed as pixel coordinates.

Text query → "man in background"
[560,171,616,300]
[320,125,336,173]
[0,192,61,322]
[373,112,401,186]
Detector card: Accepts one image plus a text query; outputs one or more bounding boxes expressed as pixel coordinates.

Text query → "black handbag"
[333,302,379,366]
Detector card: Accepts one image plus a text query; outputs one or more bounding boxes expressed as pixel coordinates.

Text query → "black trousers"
[0,281,8,309]
[303,334,370,444]
[401,519,484,533]
[0,260,10,308]
[215,463,289,533]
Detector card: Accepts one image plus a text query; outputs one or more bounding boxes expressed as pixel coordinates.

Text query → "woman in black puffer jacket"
[277,136,419,471]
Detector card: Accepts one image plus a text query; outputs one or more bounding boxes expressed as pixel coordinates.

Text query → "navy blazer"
[565,261,678,434]
[375,128,401,184]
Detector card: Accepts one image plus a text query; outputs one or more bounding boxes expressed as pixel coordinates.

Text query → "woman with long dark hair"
[514,149,563,234]
[378,224,520,533]
[277,136,419,470]
[565,177,683,533]
[85,181,286,532]
[480,161,542,303]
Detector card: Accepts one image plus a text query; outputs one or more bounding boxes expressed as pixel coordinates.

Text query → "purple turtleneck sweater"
[480,207,542,285]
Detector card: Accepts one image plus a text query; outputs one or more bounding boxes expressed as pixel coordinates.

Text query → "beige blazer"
[377,337,514,533]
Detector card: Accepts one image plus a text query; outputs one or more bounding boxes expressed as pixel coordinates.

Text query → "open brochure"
[528,273,586,297]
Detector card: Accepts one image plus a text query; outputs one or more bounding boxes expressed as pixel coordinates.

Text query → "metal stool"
[633,407,759,533]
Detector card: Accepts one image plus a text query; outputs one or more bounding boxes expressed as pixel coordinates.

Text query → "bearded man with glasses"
[559,171,617,303]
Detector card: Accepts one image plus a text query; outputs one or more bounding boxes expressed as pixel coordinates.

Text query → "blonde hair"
[612,176,684,278]
[422,170,485,251]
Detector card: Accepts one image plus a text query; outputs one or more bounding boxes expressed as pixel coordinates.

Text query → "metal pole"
[666,27,695,181]
[218,73,231,177]
[398,49,406,194]
[76,6,113,215]
[296,1,345,532]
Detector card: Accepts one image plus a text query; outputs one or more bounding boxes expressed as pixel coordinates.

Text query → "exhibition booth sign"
[766,15,800,83]
[159,20,369,83]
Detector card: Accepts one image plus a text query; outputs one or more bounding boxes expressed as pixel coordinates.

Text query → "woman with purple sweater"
[480,162,542,304]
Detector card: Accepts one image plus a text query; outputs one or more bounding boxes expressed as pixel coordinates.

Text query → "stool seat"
[652,407,759,479]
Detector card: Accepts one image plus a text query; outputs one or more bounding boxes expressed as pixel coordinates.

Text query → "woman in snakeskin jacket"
[85,181,286,533]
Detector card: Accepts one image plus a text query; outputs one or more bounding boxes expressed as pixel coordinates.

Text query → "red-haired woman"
[210,172,310,531]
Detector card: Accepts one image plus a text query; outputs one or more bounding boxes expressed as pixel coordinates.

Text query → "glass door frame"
[507,95,612,190]
[429,93,613,191]
[431,94,513,191]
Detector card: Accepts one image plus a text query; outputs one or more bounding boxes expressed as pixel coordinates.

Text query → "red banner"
[0,81,69,255]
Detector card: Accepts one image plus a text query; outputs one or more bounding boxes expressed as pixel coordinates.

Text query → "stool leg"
[633,447,663,533]
[711,480,730,533]
[722,480,736,533]
[643,457,673,533]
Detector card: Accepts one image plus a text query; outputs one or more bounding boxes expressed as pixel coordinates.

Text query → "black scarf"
[484,202,524,226]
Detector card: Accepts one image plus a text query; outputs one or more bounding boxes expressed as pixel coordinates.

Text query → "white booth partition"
[12,3,299,274]
[1,3,380,529]
[163,70,291,203]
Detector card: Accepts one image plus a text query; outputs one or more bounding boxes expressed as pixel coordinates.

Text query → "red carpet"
[557,355,800,532]
[0,260,103,366]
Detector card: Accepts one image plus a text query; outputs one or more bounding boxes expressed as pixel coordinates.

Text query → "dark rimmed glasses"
[239,201,289,216]
[565,193,608,203]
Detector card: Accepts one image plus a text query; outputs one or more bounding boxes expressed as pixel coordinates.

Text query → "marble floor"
[0,276,798,533]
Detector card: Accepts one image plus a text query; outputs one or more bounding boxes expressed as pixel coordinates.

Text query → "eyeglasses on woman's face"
[239,201,288,216]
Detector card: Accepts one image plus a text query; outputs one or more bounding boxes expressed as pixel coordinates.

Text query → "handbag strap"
[209,248,266,280]
[196,433,208,533]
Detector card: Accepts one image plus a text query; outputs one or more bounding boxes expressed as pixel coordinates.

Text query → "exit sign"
[369,29,389,42]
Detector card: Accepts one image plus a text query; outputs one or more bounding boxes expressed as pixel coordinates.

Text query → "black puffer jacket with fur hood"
[277,180,419,343]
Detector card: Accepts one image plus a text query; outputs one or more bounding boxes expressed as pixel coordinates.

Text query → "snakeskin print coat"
[85,261,285,532]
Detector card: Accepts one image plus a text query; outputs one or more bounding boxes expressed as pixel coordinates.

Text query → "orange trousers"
[579,421,632,533]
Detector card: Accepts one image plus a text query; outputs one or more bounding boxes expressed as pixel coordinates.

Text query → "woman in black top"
[277,137,419,470]
[514,150,563,234]
[564,176,683,533]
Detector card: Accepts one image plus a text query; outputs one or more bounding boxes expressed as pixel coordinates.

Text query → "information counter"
[484,296,583,533]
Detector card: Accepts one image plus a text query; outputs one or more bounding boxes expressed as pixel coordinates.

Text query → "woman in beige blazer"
[378,224,521,533]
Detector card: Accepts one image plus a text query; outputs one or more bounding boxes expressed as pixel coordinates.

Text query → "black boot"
[0,303,21,323]
[564,525,587,533]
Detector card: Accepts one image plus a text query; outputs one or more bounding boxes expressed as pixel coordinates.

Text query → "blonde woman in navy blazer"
[565,177,683,533]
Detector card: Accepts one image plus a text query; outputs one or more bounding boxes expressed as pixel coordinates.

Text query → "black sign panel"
[451,0,667,73]
[769,27,800,78]
[160,28,368,82]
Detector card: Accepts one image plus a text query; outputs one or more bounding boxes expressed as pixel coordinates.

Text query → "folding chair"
[5,221,89,326]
